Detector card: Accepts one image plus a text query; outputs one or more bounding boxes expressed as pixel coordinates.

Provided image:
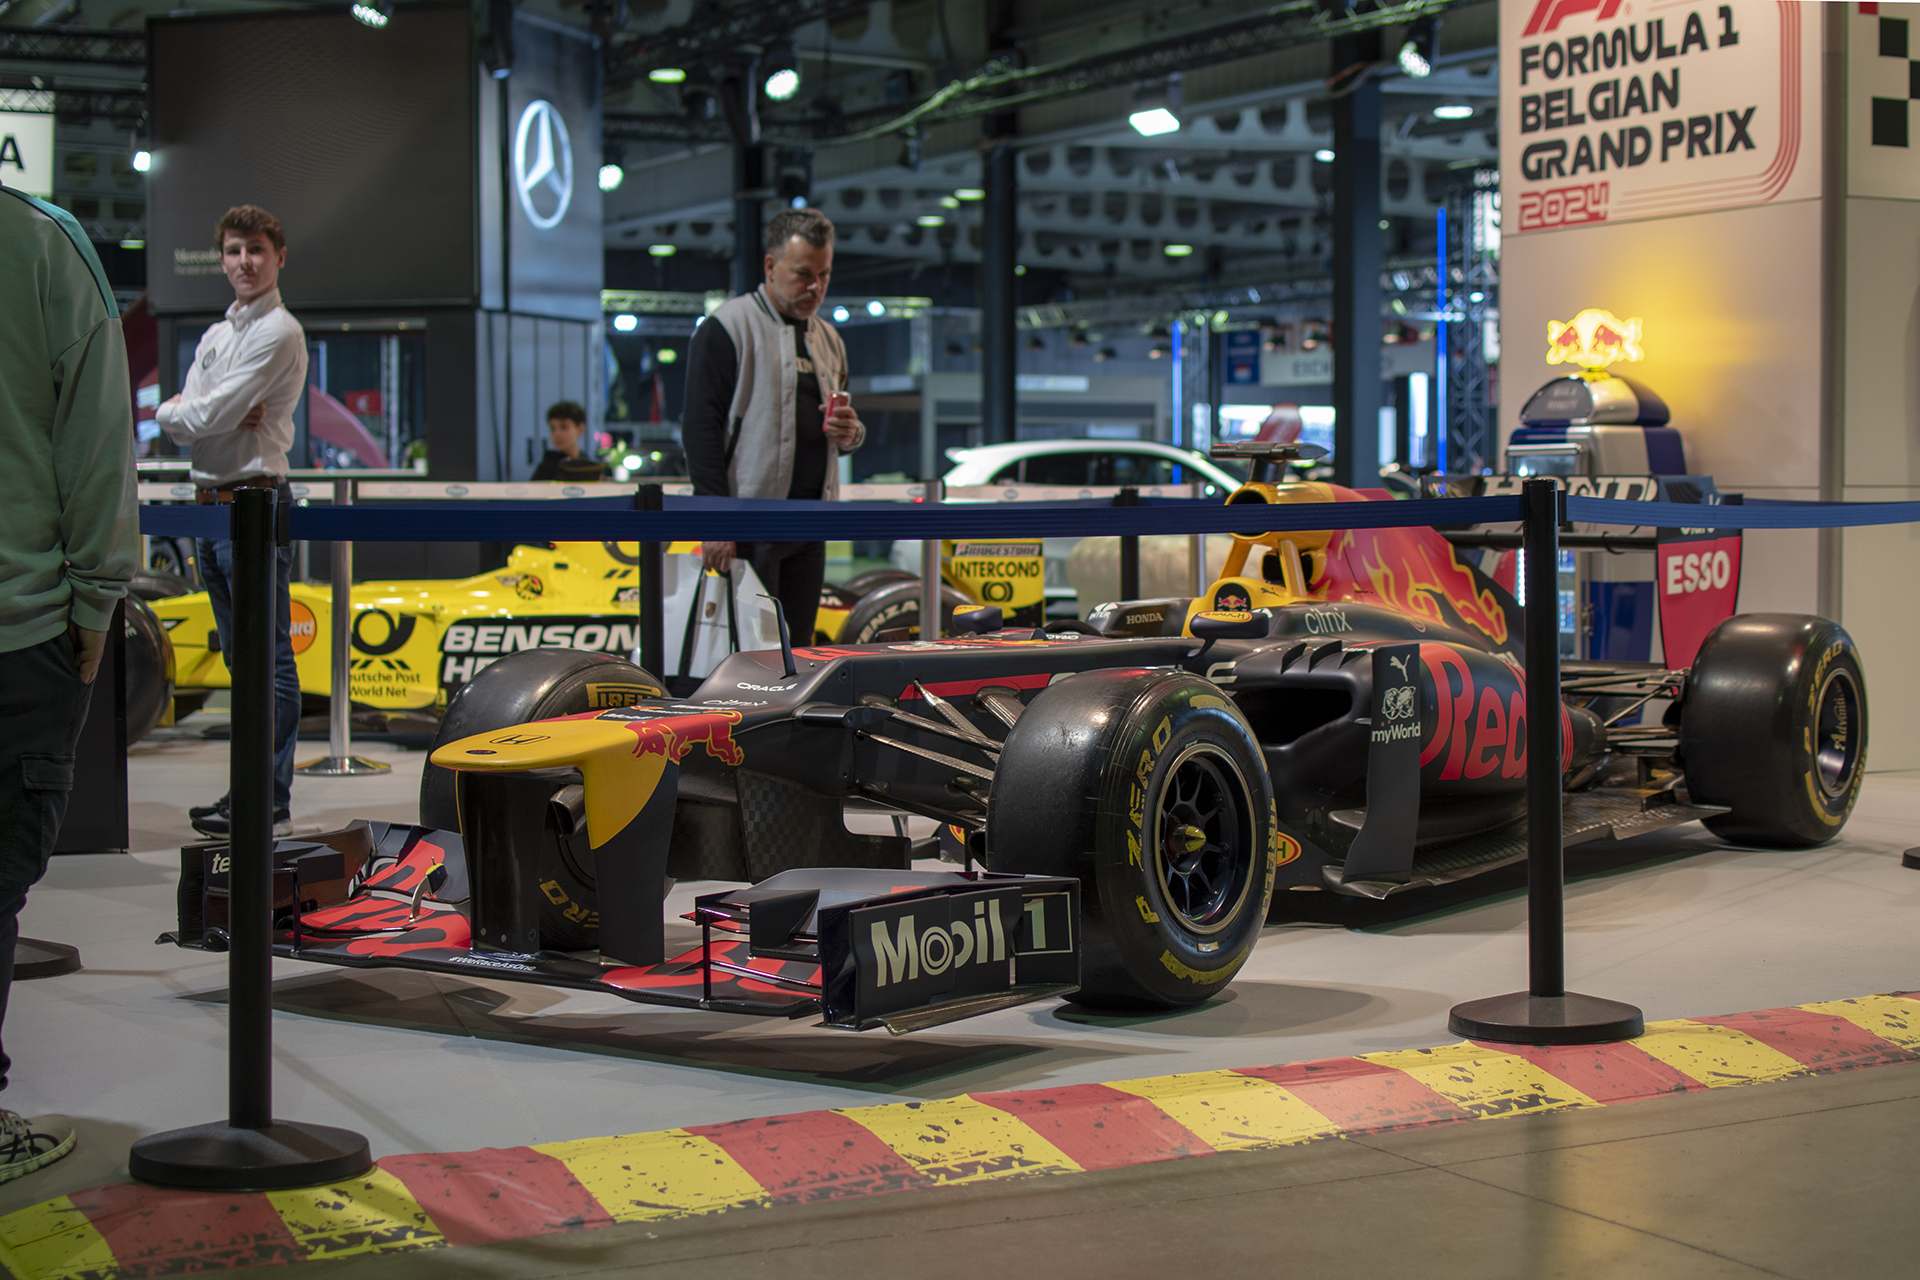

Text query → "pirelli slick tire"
[987,669,1277,1011]
[128,570,193,602]
[122,596,175,745]
[421,648,665,949]
[837,580,970,644]
[839,567,919,598]
[1679,614,1868,848]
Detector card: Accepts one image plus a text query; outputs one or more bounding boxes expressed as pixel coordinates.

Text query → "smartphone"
[826,391,850,429]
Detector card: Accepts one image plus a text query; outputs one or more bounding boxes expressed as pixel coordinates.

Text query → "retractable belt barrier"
[125,471,1920,1170]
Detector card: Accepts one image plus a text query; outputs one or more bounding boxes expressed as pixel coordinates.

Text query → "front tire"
[1679,614,1868,847]
[421,648,664,948]
[836,579,970,643]
[987,669,1277,1010]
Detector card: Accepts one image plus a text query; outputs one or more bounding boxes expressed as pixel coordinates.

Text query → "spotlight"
[945,340,966,356]
[763,43,801,102]
[1014,264,1026,275]
[939,196,960,209]
[623,454,643,469]
[954,188,985,201]
[1164,244,1194,257]
[647,243,676,256]
[1129,107,1180,137]
[612,313,638,332]
[349,0,392,28]
[832,305,851,322]
[657,347,678,364]
[866,300,887,317]
[1094,346,1118,362]
[916,214,945,227]
[119,238,144,249]
[1148,343,1168,359]
[649,67,687,84]
[1432,103,1475,120]
[1067,328,1090,347]
[1314,149,1335,162]
[1130,75,1183,137]
[1398,16,1439,79]
[132,150,151,173]
[1025,334,1046,351]
[599,163,625,192]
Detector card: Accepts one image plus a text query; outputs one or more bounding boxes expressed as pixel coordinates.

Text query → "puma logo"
[1389,654,1410,681]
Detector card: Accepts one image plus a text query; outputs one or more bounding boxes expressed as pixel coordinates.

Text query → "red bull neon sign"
[1546,307,1644,371]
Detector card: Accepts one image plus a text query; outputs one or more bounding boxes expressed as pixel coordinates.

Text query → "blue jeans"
[197,536,301,813]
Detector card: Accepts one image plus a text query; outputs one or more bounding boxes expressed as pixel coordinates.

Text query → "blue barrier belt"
[1565,495,1920,529]
[143,491,1920,542]
[142,495,1529,542]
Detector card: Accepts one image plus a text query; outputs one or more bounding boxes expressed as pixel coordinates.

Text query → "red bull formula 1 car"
[166,444,1868,1030]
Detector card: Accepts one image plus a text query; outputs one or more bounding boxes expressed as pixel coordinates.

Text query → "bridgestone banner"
[1501,0,1821,234]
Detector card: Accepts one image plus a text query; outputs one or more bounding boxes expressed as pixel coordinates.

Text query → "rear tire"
[421,648,664,948]
[122,597,175,745]
[1679,614,1867,847]
[987,669,1277,1010]
[839,567,919,598]
[836,579,970,643]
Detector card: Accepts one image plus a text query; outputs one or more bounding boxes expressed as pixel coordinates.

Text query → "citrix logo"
[1523,0,1623,37]
[871,898,1009,987]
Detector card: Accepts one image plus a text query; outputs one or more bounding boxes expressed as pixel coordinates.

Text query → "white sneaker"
[0,1109,75,1183]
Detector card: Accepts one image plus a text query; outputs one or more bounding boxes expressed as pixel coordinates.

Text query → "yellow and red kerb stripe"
[6,993,1919,1279]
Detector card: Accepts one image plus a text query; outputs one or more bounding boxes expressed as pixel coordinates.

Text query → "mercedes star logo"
[513,99,573,230]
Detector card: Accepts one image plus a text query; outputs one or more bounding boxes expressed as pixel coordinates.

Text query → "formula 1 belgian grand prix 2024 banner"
[1501,0,1822,234]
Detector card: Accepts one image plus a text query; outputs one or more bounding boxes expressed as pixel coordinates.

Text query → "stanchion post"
[130,488,371,1189]
[1115,486,1140,600]
[1446,478,1643,1045]
[1189,481,1207,596]
[296,478,388,777]
[920,479,943,639]
[635,483,665,677]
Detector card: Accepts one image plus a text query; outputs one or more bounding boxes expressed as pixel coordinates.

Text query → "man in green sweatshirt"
[0,182,138,1183]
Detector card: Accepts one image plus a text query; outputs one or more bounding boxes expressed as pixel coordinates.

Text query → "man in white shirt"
[157,205,307,836]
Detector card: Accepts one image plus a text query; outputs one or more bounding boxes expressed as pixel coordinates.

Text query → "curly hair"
[214,205,285,252]
[546,400,587,427]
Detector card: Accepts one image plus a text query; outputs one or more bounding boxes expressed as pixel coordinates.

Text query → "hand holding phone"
[826,391,850,427]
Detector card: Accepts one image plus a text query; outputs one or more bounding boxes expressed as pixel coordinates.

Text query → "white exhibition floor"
[8,706,1920,1213]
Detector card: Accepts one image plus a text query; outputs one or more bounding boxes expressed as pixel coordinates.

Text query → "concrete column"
[981,142,1018,445]
[1330,32,1382,488]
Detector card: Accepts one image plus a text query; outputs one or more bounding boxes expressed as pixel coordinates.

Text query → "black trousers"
[743,541,825,646]
[0,632,92,1091]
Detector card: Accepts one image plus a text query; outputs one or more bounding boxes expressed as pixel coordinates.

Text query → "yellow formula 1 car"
[149,538,1052,720]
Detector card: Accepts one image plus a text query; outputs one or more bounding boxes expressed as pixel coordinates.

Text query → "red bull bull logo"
[616,709,746,767]
[1545,307,1644,370]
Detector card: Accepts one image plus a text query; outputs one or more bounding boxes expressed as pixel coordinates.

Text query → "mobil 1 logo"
[438,615,642,691]
[845,884,1078,1023]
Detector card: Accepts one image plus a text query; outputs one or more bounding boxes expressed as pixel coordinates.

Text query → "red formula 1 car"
[167,445,1868,1029]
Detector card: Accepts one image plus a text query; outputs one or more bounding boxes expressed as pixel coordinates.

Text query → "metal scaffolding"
[1443,166,1499,474]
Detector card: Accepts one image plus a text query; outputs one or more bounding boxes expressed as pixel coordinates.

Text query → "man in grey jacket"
[683,208,865,643]
[0,181,138,1182]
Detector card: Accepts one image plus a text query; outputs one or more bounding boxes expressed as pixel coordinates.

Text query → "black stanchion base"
[15,937,81,979]
[129,1120,372,1190]
[1448,991,1645,1045]
[1902,848,1920,869]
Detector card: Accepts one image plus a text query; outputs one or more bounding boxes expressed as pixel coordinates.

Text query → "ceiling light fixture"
[612,314,638,332]
[1432,103,1475,120]
[649,67,687,84]
[132,150,150,172]
[350,0,391,28]
[647,243,676,256]
[1314,149,1335,162]
[599,163,624,192]
[1398,15,1439,78]
[1163,243,1194,257]
[954,188,985,201]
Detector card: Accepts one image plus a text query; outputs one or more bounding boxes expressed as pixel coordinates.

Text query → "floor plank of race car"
[7,706,1920,1245]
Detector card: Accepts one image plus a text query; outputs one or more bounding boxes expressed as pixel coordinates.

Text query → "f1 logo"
[513,99,574,230]
[1523,0,1623,37]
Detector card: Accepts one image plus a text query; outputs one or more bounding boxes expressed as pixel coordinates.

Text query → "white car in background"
[888,440,1247,608]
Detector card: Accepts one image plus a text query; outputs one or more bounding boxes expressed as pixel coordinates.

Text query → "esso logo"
[1665,549,1732,595]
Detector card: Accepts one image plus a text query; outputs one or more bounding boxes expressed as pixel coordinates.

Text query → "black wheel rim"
[1152,743,1255,934]
[1813,666,1862,800]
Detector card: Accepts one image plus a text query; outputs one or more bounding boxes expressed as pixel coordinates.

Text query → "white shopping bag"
[659,553,782,687]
